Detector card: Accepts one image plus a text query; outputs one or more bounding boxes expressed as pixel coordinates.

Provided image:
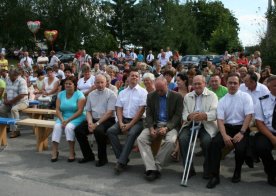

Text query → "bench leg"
[36,127,53,152]
[32,114,43,134]
[0,125,7,146]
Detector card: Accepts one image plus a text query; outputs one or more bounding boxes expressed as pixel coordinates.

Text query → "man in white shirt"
[117,48,125,59]
[37,51,49,65]
[254,76,276,187]
[239,72,269,104]
[207,73,254,189]
[146,50,154,66]
[130,48,137,62]
[49,51,60,67]
[107,68,147,174]
[81,50,92,66]
[165,47,173,60]
[157,49,164,60]
[159,52,169,68]
[19,51,33,67]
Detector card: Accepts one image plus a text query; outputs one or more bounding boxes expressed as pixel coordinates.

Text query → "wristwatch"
[240,129,246,135]
[96,122,100,126]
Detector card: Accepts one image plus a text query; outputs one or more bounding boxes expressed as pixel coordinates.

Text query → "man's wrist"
[240,129,246,135]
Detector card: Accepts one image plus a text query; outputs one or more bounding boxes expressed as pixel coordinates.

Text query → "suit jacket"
[182,87,218,137]
[145,90,183,131]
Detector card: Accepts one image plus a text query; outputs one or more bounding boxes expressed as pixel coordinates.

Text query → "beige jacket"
[182,87,218,138]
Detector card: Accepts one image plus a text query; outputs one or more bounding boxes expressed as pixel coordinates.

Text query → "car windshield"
[183,56,200,62]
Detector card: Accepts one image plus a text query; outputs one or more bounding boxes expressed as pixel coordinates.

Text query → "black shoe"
[67,158,76,162]
[206,176,220,189]
[268,175,276,187]
[95,159,108,167]
[78,156,95,164]
[114,162,126,175]
[144,170,161,181]
[203,172,211,180]
[51,152,59,162]
[231,170,241,183]
[188,168,196,179]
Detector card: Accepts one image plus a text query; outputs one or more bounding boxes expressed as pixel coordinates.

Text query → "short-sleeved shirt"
[19,57,33,67]
[116,84,147,118]
[208,85,228,100]
[6,76,28,105]
[217,90,254,125]
[49,55,60,67]
[0,78,6,100]
[255,93,276,133]
[85,88,117,119]
[56,90,86,126]
[239,82,269,104]
[77,76,95,94]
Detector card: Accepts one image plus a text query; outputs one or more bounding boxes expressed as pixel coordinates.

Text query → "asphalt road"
[0,126,275,196]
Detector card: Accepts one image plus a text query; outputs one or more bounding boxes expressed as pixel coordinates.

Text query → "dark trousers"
[75,118,115,161]
[179,125,212,175]
[107,118,143,165]
[255,132,276,178]
[209,124,248,176]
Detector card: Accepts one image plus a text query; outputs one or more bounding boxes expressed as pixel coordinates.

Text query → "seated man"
[0,69,29,138]
[107,68,147,174]
[207,73,254,188]
[137,77,183,181]
[180,75,218,179]
[255,75,276,186]
[75,74,117,167]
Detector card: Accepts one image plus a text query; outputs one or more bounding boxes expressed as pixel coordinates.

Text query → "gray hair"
[142,73,155,81]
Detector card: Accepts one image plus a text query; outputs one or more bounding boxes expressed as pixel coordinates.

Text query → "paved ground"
[0,125,275,196]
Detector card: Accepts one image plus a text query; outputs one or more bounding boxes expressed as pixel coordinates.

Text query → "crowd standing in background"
[0,47,275,189]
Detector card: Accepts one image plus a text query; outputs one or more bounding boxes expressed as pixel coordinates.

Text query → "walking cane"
[181,121,201,187]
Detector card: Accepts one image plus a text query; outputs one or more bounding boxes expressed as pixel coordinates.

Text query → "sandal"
[9,131,21,138]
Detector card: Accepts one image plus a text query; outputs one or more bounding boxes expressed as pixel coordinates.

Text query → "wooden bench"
[17,118,55,152]
[22,108,56,120]
[22,108,56,134]
[0,118,17,146]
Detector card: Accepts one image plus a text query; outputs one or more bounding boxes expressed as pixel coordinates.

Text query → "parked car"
[180,55,203,69]
[56,51,75,63]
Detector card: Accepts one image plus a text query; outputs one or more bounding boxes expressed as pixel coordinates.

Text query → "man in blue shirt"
[137,77,183,181]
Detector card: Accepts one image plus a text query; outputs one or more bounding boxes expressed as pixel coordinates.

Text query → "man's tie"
[272,100,276,129]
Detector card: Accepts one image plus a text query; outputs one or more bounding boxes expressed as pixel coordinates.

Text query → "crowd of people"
[0,47,275,189]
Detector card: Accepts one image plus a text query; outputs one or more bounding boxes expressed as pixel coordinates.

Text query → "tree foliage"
[0,0,241,55]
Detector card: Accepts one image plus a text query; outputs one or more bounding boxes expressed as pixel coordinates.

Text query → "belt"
[123,117,133,121]
[225,124,242,127]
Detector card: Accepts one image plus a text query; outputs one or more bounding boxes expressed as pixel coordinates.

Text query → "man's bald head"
[155,77,168,96]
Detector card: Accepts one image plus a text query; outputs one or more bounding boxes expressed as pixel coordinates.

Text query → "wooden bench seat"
[17,118,55,152]
[0,118,17,146]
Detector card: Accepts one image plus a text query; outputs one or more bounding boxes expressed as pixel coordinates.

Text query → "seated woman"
[51,76,86,162]
[38,67,59,107]
[77,64,95,96]
[34,70,46,100]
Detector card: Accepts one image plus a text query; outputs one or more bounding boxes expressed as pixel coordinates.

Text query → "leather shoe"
[144,170,161,181]
[231,170,241,183]
[95,159,108,167]
[114,162,127,175]
[268,175,276,187]
[206,176,220,189]
[78,156,95,163]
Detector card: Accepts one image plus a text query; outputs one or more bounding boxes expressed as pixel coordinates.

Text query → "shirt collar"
[190,87,208,97]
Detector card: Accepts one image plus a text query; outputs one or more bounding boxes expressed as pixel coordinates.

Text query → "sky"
[216,0,268,46]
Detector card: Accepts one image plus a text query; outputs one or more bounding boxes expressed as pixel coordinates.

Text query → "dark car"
[199,55,223,69]
[180,55,202,69]
[56,51,75,63]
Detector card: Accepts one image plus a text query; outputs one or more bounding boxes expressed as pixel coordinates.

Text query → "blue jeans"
[107,120,143,165]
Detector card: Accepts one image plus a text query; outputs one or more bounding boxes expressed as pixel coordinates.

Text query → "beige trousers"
[137,128,177,171]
